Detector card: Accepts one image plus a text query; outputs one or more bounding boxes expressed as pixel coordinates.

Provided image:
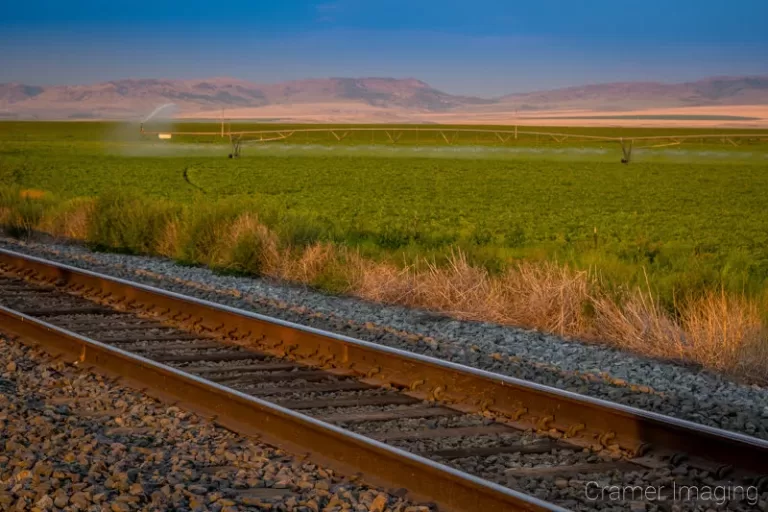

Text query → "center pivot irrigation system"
[139,120,768,163]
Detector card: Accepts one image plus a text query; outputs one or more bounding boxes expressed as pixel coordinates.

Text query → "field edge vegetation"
[1,186,766,383]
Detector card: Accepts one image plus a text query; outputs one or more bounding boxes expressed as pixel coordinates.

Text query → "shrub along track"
[0,247,767,511]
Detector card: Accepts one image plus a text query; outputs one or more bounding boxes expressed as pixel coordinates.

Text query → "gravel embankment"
[2,237,768,441]
[0,335,428,511]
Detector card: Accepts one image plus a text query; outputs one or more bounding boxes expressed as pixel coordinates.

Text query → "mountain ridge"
[1,75,767,120]
[498,75,768,110]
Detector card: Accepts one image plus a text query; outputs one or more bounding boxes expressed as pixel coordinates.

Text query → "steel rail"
[0,304,559,512]
[1,248,768,481]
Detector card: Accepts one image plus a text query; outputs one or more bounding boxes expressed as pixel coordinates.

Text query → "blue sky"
[1,0,766,97]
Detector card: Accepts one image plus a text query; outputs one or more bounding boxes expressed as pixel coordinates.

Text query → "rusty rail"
[1,248,767,495]
[0,251,565,512]
[0,305,559,512]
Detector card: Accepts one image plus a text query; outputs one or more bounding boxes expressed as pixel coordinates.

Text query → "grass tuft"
[88,192,180,254]
[38,197,96,240]
[222,213,280,276]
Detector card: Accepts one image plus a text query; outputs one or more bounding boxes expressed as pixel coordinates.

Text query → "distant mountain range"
[1,75,767,120]
[500,76,768,111]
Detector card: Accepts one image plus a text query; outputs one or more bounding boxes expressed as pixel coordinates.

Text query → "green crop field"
[2,121,768,310]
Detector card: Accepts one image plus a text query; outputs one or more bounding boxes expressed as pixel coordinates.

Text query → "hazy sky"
[1,0,767,97]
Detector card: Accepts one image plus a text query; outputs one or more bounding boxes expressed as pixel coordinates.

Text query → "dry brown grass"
[593,288,687,359]
[217,213,281,275]
[280,243,336,283]
[37,198,96,240]
[678,291,767,377]
[356,258,416,304]
[495,262,592,336]
[593,288,768,378]
[3,192,766,381]
[155,218,182,258]
[355,250,767,379]
[356,251,592,335]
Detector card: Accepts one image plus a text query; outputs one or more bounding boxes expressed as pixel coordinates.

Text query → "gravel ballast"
[2,237,768,441]
[0,335,429,512]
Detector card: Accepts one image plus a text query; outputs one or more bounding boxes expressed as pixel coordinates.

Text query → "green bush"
[226,229,266,276]
[176,199,243,265]
[88,191,180,254]
[0,186,55,237]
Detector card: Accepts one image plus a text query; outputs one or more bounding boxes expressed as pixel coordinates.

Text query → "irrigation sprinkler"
[229,134,243,159]
[137,119,768,163]
[619,139,633,164]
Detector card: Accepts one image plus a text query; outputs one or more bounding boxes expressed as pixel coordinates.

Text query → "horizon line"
[3,73,768,101]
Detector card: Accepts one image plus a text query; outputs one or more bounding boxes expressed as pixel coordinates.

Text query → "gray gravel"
[345,414,499,436]
[0,335,429,512]
[2,237,768,441]
[503,462,768,511]
[388,431,528,454]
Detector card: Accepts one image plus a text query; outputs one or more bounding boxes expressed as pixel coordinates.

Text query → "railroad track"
[0,247,766,511]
